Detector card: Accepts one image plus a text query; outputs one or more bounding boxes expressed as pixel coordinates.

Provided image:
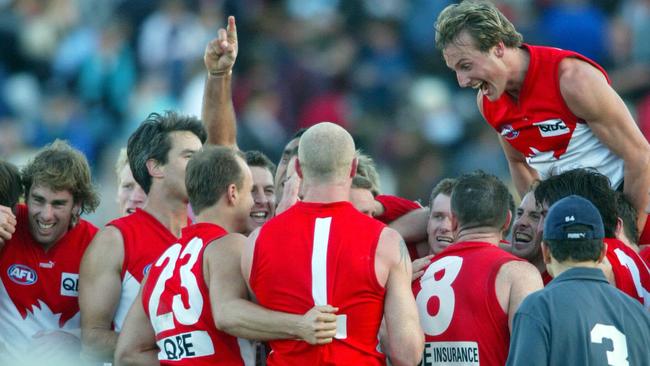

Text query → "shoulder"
[498,259,542,285]
[558,57,608,97]
[82,225,125,267]
[376,227,406,261]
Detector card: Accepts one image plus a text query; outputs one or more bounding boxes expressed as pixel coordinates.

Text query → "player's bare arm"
[478,91,539,198]
[389,207,429,243]
[498,135,540,198]
[114,287,158,366]
[495,260,543,331]
[203,16,238,148]
[209,233,337,343]
[375,228,424,366]
[559,57,650,232]
[0,205,16,246]
[79,226,125,362]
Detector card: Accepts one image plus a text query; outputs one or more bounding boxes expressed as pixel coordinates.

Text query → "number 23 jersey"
[141,223,252,365]
[412,241,522,366]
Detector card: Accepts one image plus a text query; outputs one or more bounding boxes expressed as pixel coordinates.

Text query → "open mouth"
[250,211,269,222]
[513,231,534,249]
[436,236,453,243]
[38,221,55,230]
[126,208,136,214]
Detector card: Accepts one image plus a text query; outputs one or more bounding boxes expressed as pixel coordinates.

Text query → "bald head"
[298,122,356,184]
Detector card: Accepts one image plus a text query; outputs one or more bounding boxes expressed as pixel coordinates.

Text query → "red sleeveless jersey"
[109,208,179,330]
[374,194,423,260]
[0,204,97,358]
[639,246,650,266]
[604,238,650,310]
[141,223,252,365]
[482,44,624,188]
[412,241,522,366]
[250,201,386,365]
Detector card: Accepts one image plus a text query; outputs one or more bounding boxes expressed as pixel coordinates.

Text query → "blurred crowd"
[0,0,649,225]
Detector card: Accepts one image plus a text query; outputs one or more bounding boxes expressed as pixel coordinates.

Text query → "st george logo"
[7,264,38,285]
[500,125,519,140]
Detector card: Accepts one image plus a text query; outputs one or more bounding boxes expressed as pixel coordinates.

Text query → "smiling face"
[27,184,78,248]
[248,166,276,230]
[427,193,454,254]
[511,191,543,262]
[442,31,508,101]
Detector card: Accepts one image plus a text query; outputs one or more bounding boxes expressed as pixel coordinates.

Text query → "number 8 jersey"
[412,241,522,366]
[141,223,252,365]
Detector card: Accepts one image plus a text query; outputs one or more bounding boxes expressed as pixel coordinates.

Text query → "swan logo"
[8,264,38,285]
[500,125,519,140]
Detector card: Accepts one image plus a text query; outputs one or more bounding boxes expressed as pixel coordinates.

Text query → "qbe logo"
[61,272,79,297]
[534,119,569,137]
[7,264,38,285]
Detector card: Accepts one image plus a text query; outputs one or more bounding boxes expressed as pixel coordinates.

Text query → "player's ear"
[295,158,303,179]
[541,241,552,264]
[146,159,163,178]
[227,183,238,205]
[350,158,358,178]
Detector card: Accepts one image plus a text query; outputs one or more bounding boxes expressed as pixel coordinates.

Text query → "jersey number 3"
[591,323,629,366]
[415,256,463,336]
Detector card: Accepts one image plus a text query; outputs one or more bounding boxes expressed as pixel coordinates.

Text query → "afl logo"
[143,263,152,276]
[7,264,38,285]
[500,125,519,140]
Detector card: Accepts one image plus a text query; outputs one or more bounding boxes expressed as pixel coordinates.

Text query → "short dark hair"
[503,189,516,237]
[186,146,245,215]
[245,150,276,176]
[451,170,509,230]
[429,178,456,208]
[127,111,207,194]
[615,192,638,245]
[292,128,308,140]
[545,225,604,262]
[534,169,617,238]
[0,160,22,208]
[22,140,99,214]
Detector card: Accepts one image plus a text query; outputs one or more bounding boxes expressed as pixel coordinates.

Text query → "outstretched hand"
[299,305,338,345]
[411,254,434,281]
[204,15,238,76]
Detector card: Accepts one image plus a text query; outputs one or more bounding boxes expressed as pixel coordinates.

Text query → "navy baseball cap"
[543,195,605,241]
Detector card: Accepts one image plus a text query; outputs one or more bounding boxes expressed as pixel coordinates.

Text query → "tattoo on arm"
[398,239,409,272]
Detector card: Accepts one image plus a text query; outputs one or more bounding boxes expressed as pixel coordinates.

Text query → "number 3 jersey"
[141,223,252,365]
[0,204,97,358]
[412,241,522,366]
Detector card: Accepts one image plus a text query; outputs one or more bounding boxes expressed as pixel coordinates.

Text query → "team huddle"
[1,1,650,366]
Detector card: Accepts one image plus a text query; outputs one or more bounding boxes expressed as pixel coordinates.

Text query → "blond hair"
[298,122,355,183]
[435,0,522,52]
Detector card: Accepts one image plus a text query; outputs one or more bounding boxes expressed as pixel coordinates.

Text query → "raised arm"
[202,15,238,148]
[114,286,158,366]
[209,233,336,343]
[79,226,125,362]
[497,135,539,198]
[388,207,429,243]
[376,228,424,366]
[559,57,650,232]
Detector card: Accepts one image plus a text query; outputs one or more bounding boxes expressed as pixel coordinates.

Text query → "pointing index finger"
[227,15,237,41]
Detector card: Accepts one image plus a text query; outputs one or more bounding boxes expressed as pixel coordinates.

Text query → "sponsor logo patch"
[143,263,152,276]
[534,119,569,137]
[7,264,38,285]
[157,331,214,361]
[421,341,480,366]
[500,125,519,140]
[60,272,79,297]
